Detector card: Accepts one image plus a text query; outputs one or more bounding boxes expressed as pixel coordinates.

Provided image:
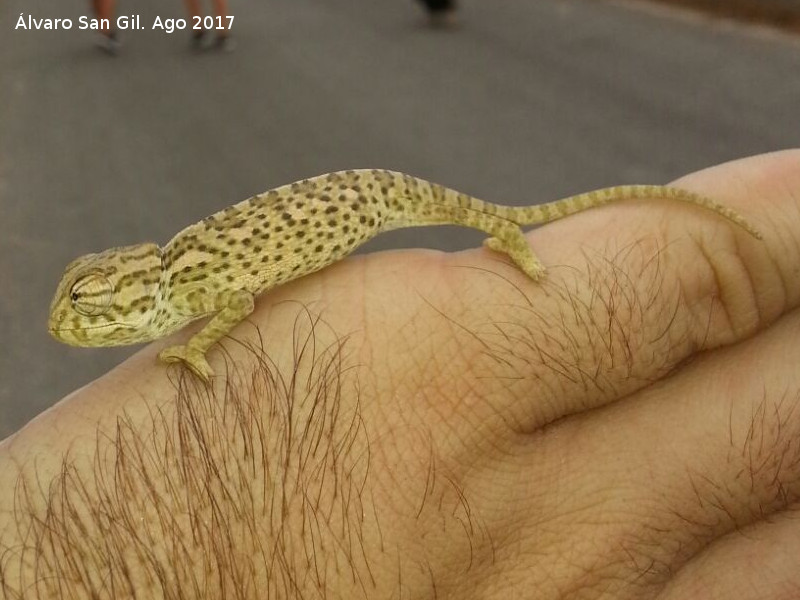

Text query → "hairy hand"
[2,151,799,599]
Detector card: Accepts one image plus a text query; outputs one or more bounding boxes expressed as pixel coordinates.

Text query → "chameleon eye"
[70,272,114,317]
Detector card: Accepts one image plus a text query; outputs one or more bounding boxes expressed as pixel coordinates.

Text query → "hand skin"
[2,151,800,599]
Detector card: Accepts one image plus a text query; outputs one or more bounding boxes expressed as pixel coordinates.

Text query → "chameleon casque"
[49,169,761,381]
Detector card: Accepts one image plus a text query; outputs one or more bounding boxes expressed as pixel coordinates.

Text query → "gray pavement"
[1,0,799,437]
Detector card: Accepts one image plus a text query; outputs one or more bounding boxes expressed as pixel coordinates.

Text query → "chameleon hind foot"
[483,232,546,281]
[159,345,214,382]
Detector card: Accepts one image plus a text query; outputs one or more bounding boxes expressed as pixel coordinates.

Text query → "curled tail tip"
[729,214,762,240]
[734,219,762,240]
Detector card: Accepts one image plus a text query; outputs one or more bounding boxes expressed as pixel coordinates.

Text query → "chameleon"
[48,169,762,381]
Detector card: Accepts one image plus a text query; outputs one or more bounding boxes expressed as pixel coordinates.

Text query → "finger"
[421,150,800,434]
[494,305,800,597]
[658,510,800,599]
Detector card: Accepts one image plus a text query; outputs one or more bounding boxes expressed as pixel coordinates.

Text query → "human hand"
[2,151,798,599]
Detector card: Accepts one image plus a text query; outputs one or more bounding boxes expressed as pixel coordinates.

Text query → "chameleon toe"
[158,345,215,382]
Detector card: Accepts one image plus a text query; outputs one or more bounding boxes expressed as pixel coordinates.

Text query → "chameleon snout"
[47,309,70,339]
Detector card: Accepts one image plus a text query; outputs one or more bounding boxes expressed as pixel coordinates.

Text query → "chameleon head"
[48,243,164,347]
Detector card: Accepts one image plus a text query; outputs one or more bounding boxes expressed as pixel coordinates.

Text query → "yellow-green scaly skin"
[48,169,761,381]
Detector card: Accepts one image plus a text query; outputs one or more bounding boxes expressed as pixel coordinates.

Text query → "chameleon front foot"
[159,345,215,382]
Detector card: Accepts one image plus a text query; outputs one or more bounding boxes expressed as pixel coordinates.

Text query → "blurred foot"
[191,29,207,50]
[427,8,459,29]
[214,35,236,52]
[95,30,121,55]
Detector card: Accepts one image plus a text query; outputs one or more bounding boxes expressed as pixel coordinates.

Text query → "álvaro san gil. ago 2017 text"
[15,14,234,34]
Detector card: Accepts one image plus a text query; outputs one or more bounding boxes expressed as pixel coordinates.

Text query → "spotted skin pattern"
[48,169,762,381]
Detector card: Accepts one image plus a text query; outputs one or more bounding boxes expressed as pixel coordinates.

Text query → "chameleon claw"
[158,345,215,382]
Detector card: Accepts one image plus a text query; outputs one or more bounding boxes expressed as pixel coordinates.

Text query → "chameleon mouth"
[48,323,136,333]
[48,321,141,348]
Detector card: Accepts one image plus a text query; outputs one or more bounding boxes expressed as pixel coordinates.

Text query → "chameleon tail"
[387,173,761,240]
[502,185,763,240]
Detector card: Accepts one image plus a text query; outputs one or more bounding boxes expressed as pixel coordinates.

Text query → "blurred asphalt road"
[1,0,799,437]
